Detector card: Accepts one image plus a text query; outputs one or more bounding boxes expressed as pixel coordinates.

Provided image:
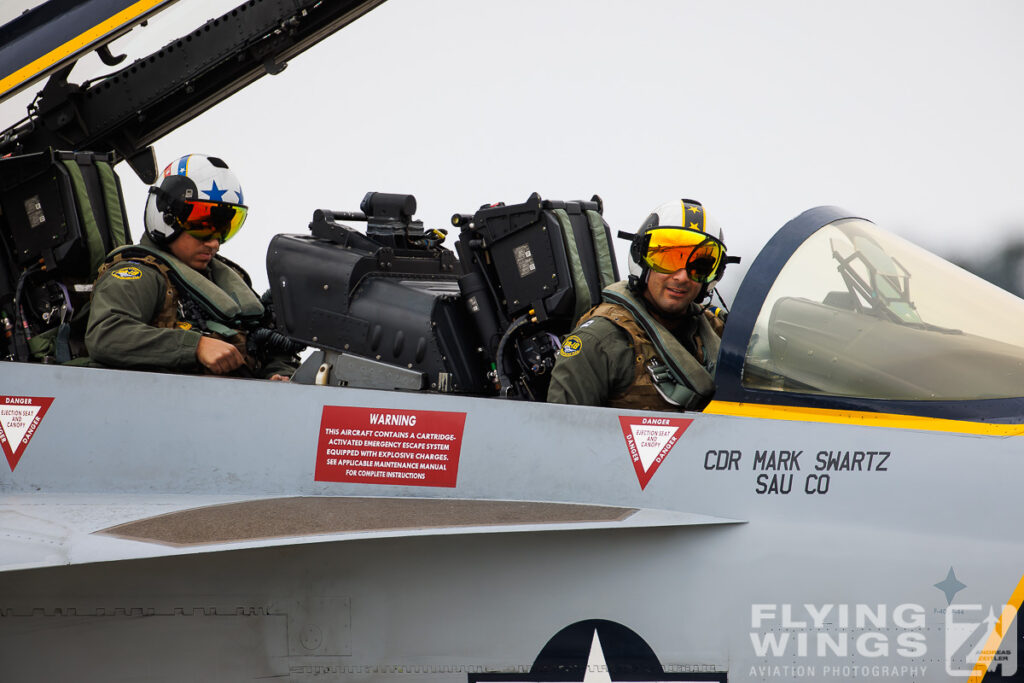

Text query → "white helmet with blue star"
[143,154,248,245]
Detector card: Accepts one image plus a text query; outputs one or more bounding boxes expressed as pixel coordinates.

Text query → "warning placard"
[315,406,467,488]
[0,395,54,472]
[618,416,693,490]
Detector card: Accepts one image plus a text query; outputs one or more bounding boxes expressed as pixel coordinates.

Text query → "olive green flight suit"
[85,234,296,378]
[547,281,723,411]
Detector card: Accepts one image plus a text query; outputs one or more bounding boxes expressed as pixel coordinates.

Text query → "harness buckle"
[645,357,682,406]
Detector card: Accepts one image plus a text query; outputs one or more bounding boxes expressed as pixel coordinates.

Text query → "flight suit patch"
[111,265,143,280]
[560,335,583,357]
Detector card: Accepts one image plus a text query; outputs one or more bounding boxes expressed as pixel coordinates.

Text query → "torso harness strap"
[584,281,720,411]
[99,244,265,368]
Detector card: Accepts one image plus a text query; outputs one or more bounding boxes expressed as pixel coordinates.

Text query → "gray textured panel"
[98,497,635,546]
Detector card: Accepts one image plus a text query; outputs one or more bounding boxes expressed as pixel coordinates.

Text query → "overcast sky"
[3,0,1024,299]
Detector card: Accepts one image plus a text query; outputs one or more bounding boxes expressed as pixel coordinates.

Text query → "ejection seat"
[267,191,619,400]
[0,150,132,362]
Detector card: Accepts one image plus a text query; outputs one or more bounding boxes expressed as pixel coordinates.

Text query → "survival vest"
[97,242,266,372]
[577,281,721,411]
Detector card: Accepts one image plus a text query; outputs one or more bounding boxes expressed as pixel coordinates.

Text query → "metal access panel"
[0,601,291,679]
[0,591,352,679]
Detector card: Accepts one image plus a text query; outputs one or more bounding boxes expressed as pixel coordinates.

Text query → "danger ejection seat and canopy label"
[0,395,54,472]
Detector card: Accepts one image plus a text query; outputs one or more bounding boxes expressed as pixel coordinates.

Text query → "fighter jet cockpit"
[6,164,1024,425]
[715,206,1024,421]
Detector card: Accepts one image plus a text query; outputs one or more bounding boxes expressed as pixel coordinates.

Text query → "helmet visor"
[643,227,725,283]
[181,201,248,243]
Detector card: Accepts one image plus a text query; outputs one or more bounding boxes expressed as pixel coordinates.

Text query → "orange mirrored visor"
[643,227,725,283]
[182,201,247,243]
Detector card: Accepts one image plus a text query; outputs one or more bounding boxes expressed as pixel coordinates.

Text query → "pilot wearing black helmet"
[85,154,298,379]
[546,199,737,411]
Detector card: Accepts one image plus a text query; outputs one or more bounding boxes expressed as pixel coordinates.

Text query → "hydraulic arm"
[0,0,386,182]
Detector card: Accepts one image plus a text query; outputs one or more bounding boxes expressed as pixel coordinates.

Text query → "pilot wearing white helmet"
[85,154,298,379]
[547,199,737,411]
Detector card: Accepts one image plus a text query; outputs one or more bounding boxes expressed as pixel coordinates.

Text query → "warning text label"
[315,406,466,487]
[619,415,693,490]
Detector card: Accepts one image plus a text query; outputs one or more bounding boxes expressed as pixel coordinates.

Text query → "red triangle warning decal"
[618,416,693,489]
[0,396,54,471]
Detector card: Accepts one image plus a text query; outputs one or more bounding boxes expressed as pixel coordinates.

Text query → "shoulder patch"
[559,334,584,357]
[111,265,143,281]
[579,319,597,329]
